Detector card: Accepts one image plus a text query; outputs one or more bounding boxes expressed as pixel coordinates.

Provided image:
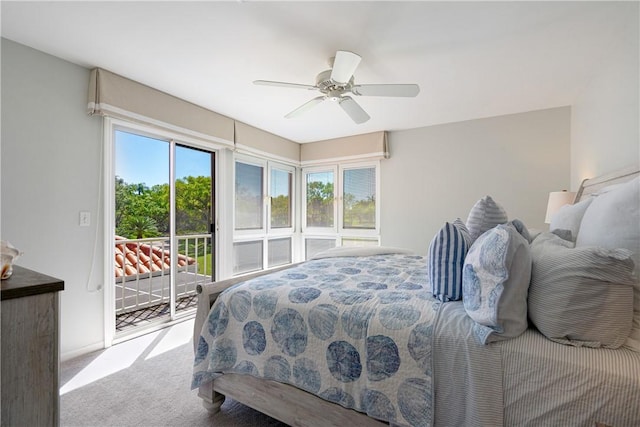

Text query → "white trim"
[300,152,387,167]
[217,148,234,279]
[103,117,116,348]
[89,102,234,148]
[169,140,177,320]
[104,117,222,343]
[111,311,196,346]
[234,142,300,167]
[61,341,106,362]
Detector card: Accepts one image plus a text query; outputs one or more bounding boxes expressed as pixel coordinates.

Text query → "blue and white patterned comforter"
[192,251,442,426]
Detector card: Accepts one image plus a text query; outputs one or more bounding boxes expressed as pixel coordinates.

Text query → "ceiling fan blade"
[285,96,326,118]
[351,84,420,97]
[338,96,370,124]
[254,80,317,91]
[330,50,362,85]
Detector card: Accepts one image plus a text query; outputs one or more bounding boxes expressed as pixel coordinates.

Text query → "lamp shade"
[545,190,577,223]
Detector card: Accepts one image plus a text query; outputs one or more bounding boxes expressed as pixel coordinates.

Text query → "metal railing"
[114,234,213,314]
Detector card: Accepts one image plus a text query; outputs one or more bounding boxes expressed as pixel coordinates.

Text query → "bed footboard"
[200,373,387,426]
[193,264,301,414]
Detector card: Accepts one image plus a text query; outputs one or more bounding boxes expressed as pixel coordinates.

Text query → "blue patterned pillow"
[466,196,508,242]
[429,219,472,302]
[462,223,531,344]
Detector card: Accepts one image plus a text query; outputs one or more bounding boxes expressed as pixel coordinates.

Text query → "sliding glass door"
[113,129,215,336]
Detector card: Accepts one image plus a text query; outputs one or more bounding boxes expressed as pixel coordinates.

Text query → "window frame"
[267,162,296,236]
[301,160,380,258]
[233,155,267,236]
[232,154,297,275]
[301,165,339,235]
[338,161,380,236]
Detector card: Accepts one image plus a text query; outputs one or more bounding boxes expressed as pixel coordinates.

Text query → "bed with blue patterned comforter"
[192,248,502,427]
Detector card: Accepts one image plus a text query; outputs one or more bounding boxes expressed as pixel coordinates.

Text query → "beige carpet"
[60,320,288,427]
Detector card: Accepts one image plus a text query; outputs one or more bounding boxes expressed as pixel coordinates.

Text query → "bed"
[192,166,640,427]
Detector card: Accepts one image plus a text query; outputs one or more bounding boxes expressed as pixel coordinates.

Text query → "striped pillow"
[428,219,471,302]
[466,196,508,242]
[529,232,635,349]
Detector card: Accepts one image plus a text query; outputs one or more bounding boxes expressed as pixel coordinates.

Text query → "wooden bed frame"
[193,164,639,426]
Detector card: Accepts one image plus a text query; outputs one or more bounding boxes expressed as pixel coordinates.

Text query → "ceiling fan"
[254,50,420,124]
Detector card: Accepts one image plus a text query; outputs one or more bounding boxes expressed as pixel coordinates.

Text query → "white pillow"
[549,197,593,242]
[576,176,640,352]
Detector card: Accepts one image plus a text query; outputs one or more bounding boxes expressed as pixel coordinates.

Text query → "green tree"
[306,181,334,227]
[271,195,291,228]
[175,176,211,234]
[115,176,168,239]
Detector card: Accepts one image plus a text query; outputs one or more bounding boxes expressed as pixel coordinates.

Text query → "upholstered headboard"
[575,165,640,202]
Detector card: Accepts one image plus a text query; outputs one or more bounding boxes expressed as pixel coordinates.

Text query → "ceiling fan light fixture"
[253,50,419,124]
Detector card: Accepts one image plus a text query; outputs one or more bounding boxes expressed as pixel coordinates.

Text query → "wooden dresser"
[1,265,64,427]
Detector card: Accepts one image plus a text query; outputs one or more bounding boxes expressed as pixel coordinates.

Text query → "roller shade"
[234,121,300,164]
[300,131,388,165]
[88,68,234,146]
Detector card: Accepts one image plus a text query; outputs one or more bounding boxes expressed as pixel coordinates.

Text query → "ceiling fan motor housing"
[316,69,353,94]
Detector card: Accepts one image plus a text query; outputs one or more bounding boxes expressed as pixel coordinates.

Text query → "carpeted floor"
[60,319,288,427]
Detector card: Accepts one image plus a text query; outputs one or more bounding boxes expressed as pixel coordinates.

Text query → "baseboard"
[61,341,105,362]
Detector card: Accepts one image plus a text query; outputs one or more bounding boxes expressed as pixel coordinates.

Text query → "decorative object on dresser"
[1,265,64,427]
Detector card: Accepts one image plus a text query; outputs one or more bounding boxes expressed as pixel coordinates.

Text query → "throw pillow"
[428,219,471,302]
[462,223,531,344]
[549,197,593,242]
[529,232,635,348]
[466,196,508,242]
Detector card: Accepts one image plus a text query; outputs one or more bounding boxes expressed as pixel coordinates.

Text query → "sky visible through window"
[115,131,211,186]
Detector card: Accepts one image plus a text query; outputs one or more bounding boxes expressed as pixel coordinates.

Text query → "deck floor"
[115,294,198,333]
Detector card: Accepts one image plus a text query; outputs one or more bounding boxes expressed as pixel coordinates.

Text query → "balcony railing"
[114,234,213,315]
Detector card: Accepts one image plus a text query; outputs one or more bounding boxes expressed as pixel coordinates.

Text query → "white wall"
[571,6,639,188]
[381,107,571,254]
[1,39,105,359]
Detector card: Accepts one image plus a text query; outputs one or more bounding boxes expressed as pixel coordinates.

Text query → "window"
[343,167,376,229]
[235,162,263,230]
[270,167,292,229]
[304,168,336,230]
[233,156,296,274]
[302,162,379,259]
[268,238,292,268]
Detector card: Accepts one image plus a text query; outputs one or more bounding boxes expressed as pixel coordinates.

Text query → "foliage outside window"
[343,167,376,229]
[306,171,334,228]
[270,168,292,228]
[115,175,213,239]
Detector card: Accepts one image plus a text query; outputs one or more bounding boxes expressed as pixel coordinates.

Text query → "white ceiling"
[1,1,636,143]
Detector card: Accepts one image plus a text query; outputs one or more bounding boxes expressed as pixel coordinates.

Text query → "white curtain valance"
[300,131,389,165]
[87,68,234,146]
[234,121,300,164]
